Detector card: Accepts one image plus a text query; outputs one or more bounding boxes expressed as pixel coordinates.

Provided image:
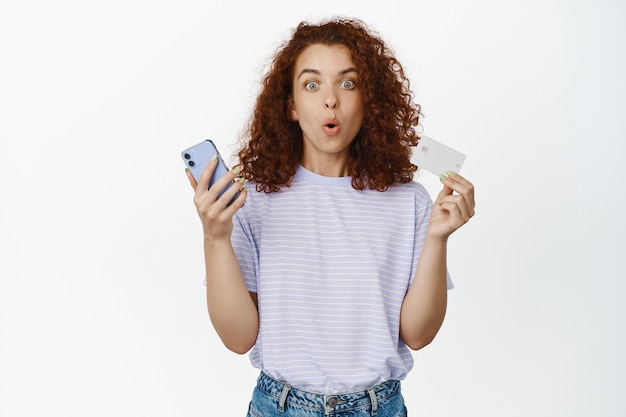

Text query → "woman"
[186,17,475,417]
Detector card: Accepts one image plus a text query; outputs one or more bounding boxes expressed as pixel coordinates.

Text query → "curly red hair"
[238,17,421,192]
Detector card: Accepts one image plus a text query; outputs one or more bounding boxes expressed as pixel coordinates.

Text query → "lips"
[323,119,341,136]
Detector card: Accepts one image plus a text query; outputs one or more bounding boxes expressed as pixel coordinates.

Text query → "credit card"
[411,134,466,175]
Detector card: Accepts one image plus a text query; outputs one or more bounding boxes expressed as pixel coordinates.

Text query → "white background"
[1,0,625,416]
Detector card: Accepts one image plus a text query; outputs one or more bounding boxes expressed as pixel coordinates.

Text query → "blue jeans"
[246,372,407,417]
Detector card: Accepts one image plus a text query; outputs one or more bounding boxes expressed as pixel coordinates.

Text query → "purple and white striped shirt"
[231,165,453,393]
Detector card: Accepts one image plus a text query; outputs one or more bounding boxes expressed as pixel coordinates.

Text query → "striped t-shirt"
[231,165,453,394]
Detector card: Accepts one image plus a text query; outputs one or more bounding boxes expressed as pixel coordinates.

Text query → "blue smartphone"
[181,139,239,204]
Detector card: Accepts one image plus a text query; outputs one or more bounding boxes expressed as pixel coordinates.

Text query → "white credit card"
[411,134,466,175]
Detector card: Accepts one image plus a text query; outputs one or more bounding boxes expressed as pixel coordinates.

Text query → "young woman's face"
[290,44,364,174]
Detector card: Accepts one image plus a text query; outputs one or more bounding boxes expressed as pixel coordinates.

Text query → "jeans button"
[327,397,338,408]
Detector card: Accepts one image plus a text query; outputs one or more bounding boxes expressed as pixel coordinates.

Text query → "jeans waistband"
[256,372,401,414]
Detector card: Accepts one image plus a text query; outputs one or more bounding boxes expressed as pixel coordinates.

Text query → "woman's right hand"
[185,156,248,242]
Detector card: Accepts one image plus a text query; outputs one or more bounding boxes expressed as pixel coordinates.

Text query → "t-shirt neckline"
[295,165,353,188]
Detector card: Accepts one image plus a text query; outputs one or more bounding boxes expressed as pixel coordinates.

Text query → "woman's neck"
[300,154,350,177]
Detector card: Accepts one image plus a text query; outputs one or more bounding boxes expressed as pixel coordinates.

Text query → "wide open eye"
[305,81,319,91]
[341,79,356,89]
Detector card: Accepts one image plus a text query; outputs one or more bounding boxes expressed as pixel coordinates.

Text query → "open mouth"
[323,119,340,135]
[324,123,339,130]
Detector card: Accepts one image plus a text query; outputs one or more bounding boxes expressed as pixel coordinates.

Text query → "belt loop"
[367,387,378,416]
[278,383,291,413]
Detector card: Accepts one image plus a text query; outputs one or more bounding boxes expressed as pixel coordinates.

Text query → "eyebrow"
[297,67,358,80]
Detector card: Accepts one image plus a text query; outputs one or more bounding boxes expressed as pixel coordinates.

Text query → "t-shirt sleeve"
[411,184,454,290]
[230,208,259,293]
[201,207,259,293]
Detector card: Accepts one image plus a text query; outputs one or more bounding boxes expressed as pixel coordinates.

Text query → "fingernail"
[237,177,245,183]
[242,186,248,192]
[439,174,448,181]
[210,154,217,162]
[232,166,242,175]
[446,171,457,176]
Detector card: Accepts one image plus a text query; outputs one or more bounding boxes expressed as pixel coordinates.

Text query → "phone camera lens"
[189,161,195,167]
[184,153,191,160]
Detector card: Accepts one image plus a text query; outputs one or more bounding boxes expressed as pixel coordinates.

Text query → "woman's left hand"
[428,172,475,241]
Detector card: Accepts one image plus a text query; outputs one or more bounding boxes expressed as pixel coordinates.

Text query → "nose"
[324,90,338,109]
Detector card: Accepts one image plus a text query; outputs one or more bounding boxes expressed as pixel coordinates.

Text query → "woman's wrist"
[425,229,450,245]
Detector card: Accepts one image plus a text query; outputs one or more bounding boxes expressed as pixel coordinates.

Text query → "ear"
[288,98,298,121]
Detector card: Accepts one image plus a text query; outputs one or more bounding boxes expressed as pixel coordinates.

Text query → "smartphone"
[181,139,239,204]
[411,134,466,176]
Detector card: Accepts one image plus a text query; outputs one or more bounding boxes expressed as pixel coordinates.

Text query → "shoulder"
[388,180,431,201]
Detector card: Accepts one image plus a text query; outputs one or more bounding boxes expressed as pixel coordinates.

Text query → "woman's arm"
[400,235,448,350]
[186,161,258,354]
[400,172,475,350]
[203,239,259,354]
